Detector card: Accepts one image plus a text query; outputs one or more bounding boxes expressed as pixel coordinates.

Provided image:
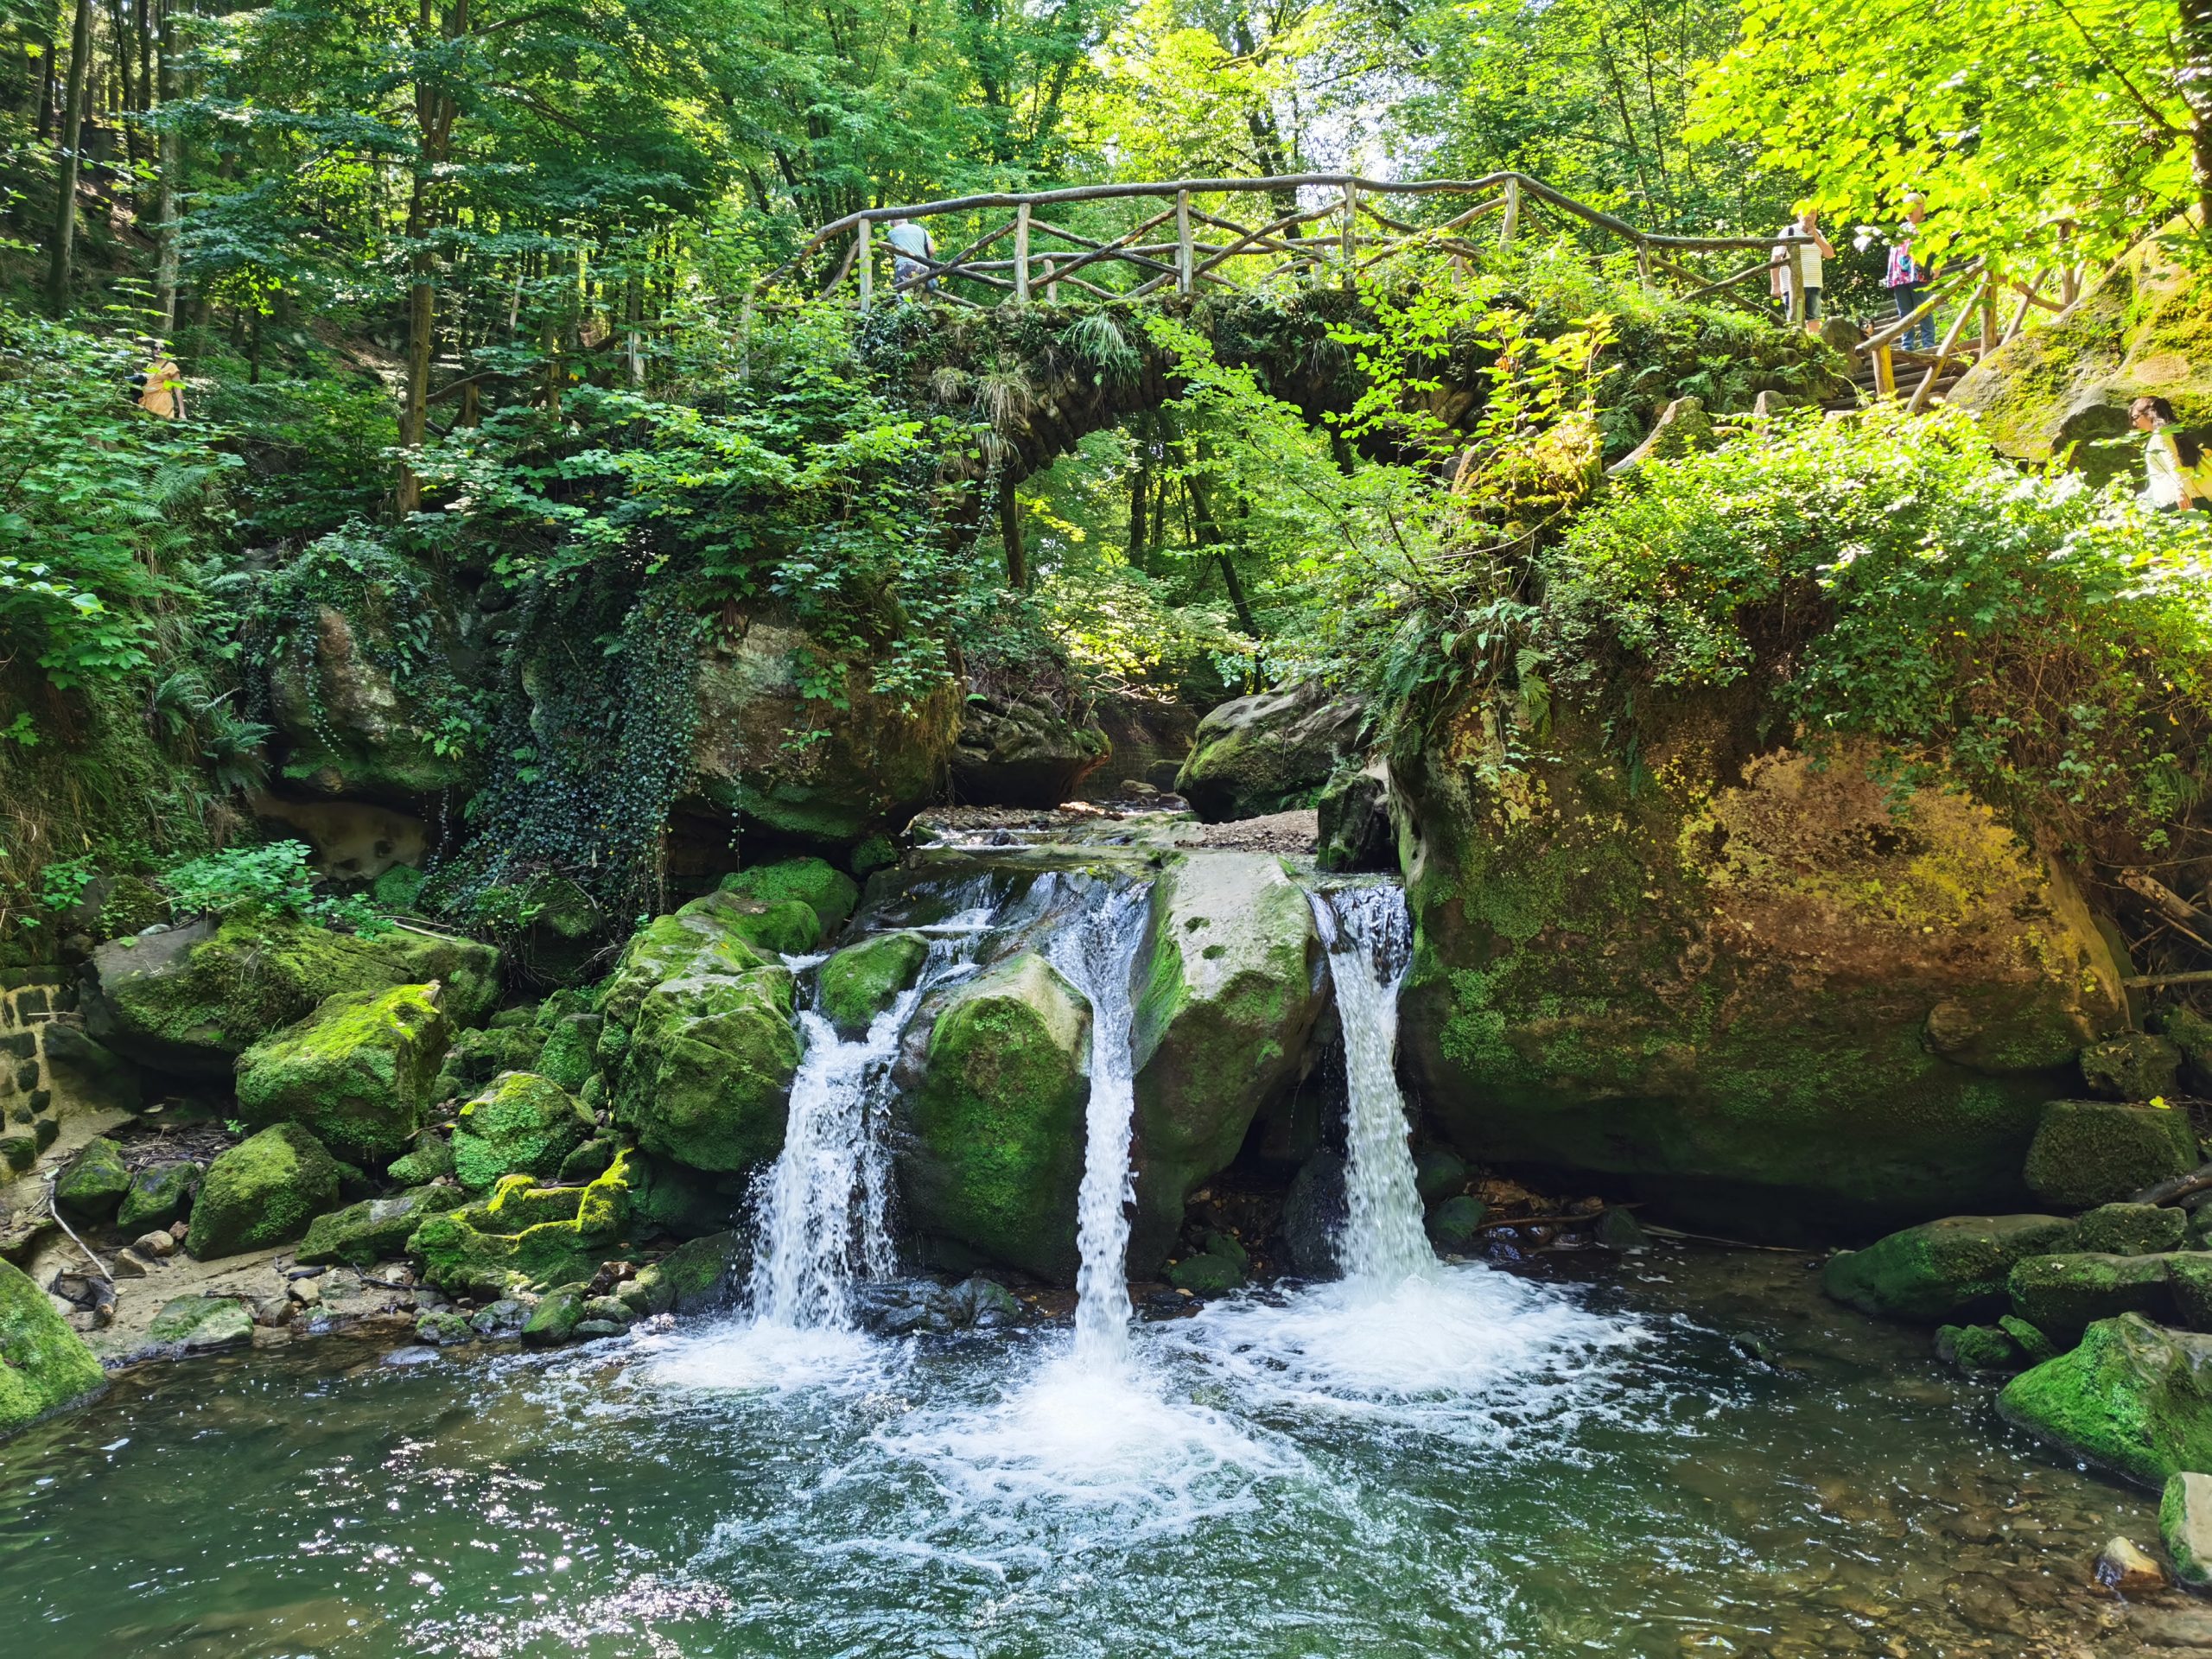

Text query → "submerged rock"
[1176,683,1365,823]
[0,1259,105,1439]
[145,1296,255,1351]
[451,1072,594,1192]
[1999,1313,2212,1487]
[187,1123,343,1259]
[900,952,1090,1283]
[233,982,450,1161]
[1821,1214,2077,1323]
[818,932,928,1037]
[1936,1323,2027,1376]
[1128,853,1325,1271]
[2024,1100,2198,1210]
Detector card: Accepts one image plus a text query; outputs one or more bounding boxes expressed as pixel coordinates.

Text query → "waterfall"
[747,888,999,1331]
[1048,883,1152,1365]
[1309,884,1433,1287]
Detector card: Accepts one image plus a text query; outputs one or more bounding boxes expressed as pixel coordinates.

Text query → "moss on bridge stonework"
[1396,691,2126,1236]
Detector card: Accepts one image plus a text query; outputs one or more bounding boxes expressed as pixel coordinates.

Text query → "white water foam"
[1046,882,1152,1366]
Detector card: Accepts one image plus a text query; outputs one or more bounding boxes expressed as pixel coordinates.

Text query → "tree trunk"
[47,0,92,316]
[999,474,1028,590]
[35,33,54,138]
[2188,0,2212,236]
[153,0,179,329]
[1128,427,1150,572]
[397,0,464,515]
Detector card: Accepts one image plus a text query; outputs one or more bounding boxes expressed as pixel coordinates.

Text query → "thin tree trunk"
[109,0,139,169]
[153,0,180,329]
[47,0,93,316]
[35,33,54,138]
[398,0,464,514]
[999,474,1028,590]
[1128,424,1150,572]
[2187,0,2212,235]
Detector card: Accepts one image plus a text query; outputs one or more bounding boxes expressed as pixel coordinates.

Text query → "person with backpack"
[2133,397,2204,512]
[1885,195,1937,353]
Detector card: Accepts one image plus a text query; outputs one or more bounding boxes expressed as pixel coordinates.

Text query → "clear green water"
[0,1249,2170,1658]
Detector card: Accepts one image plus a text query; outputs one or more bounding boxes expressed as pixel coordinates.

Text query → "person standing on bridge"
[1885,195,1937,353]
[885,216,937,299]
[1770,207,1834,334]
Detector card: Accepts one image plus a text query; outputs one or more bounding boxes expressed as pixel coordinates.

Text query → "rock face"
[1397,706,2126,1235]
[1999,1313,2212,1488]
[2024,1100,2197,1210]
[0,1258,105,1438]
[819,932,928,1037]
[267,598,468,803]
[187,1122,343,1259]
[1949,219,2212,486]
[686,620,961,845]
[1822,1214,2078,1322]
[950,691,1109,806]
[1128,854,1326,1269]
[83,912,499,1077]
[452,1072,595,1192]
[1177,684,1365,822]
[899,952,1091,1283]
[1086,693,1197,797]
[233,983,451,1161]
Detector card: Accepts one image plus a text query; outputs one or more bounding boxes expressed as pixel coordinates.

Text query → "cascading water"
[1047,881,1153,1364]
[746,886,1000,1332]
[1307,882,1433,1287]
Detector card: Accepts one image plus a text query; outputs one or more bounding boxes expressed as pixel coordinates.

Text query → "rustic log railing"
[759,171,1830,324]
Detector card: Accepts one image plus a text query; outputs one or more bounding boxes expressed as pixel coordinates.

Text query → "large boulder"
[82,912,499,1077]
[1177,683,1365,822]
[951,691,1109,806]
[2006,1253,2176,1345]
[232,982,450,1161]
[685,620,961,845]
[1949,218,2212,487]
[187,1122,343,1259]
[1397,708,2126,1236]
[0,1259,105,1438]
[406,1149,634,1295]
[1128,853,1326,1269]
[715,858,860,944]
[1821,1213,2077,1323]
[899,952,1091,1282]
[451,1071,595,1192]
[819,931,929,1037]
[2024,1100,2198,1210]
[297,1184,468,1269]
[1999,1313,2212,1488]
[613,967,799,1173]
[53,1137,131,1224]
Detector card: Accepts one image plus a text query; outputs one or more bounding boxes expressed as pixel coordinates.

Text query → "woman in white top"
[2133,396,2202,512]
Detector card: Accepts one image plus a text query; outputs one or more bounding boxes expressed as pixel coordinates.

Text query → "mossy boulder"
[1167,1253,1244,1294]
[2165,1254,2212,1329]
[596,909,776,1027]
[386,1130,454,1186]
[405,1149,635,1295]
[536,1014,601,1091]
[1999,1313,2212,1488]
[1176,683,1365,822]
[522,1282,592,1345]
[1128,853,1326,1270]
[950,691,1110,806]
[899,951,1090,1283]
[2164,1472,2212,1591]
[0,1259,105,1439]
[677,887,819,957]
[1397,708,2126,1236]
[233,983,450,1161]
[115,1160,202,1232]
[146,1296,254,1350]
[1428,1194,1490,1250]
[297,1185,468,1269]
[2007,1253,2175,1345]
[2024,1100,2198,1210]
[1936,1322,2026,1376]
[53,1136,131,1223]
[685,619,962,845]
[716,858,861,942]
[83,912,499,1077]
[1821,1214,2078,1322]
[2074,1203,2190,1257]
[819,931,929,1037]
[627,1230,751,1316]
[2081,1034,2183,1102]
[450,1072,595,1192]
[186,1122,343,1260]
[613,967,799,1174]
[431,1023,547,1104]
[1950,218,2212,486]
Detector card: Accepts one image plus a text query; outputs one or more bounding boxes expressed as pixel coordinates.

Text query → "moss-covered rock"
[1177,683,1365,822]
[297,1185,467,1269]
[0,1259,105,1438]
[536,1014,601,1091]
[1128,853,1325,1269]
[685,620,961,845]
[115,1160,202,1232]
[950,692,1110,807]
[187,1122,343,1259]
[717,858,861,942]
[1936,1322,2025,1375]
[386,1130,454,1186]
[1999,1313,2212,1487]
[266,592,468,802]
[899,951,1090,1283]
[1167,1253,1244,1294]
[819,931,929,1037]
[596,910,776,1027]
[2074,1203,2190,1256]
[2081,1034,2183,1103]
[2025,1100,2198,1210]
[146,1295,256,1349]
[2164,1472,2212,1591]
[2007,1253,2174,1345]
[1428,1194,1490,1250]
[2166,1254,2212,1330]
[1398,709,2127,1236]
[522,1282,591,1345]
[234,983,450,1161]
[431,1023,547,1104]
[405,1149,635,1295]
[451,1072,595,1192]
[1821,1214,2078,1322]
[2001,1313,2058,1363]
[677,887,819,957]
[613,967,799,1173]
[83,912,499,1077]
[630,1230,751,1315]
[53,1136,130,1223]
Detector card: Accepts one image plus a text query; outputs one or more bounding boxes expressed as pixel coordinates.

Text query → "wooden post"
[856,217,872,312]
[1341,183,1357,289]
[1873,343,1894,399]
[1042,257,1058,302]
[1175,189,1192,296]
[1785,241,1806,325]
[739,295,753,384]
[1014,201,1031,303]
[1979,283,1998,354]
[1908,272,1988,412]
[2062,264,2081,308]
[1499,176,1520,247]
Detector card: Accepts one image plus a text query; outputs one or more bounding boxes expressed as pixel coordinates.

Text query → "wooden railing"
[760,171,1827,323]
